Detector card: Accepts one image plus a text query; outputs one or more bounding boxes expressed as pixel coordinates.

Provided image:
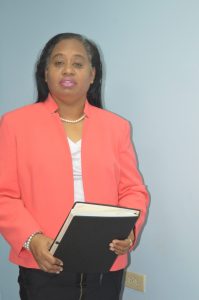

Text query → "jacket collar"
[43,93,91,117]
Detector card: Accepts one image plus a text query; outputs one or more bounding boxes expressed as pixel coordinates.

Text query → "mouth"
[59,78,76,88]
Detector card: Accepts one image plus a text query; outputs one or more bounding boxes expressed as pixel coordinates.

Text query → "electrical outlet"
[125,271,146,292]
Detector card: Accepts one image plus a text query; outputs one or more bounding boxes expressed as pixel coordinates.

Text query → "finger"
[116,245,130,254]
[39,263,48,272]
[109,245,125,255]
[45,252,63,266]
[35,252,63,273]
[114,249,126,255]
[110,242,131,255]
[39,264,62,274]
[114,246,128,253]
[109,238,132,256]
[109,243,127,253]
[112,239,133,250]
[39,259,63,273]
[112,239,130,246]
[109,243,125,252]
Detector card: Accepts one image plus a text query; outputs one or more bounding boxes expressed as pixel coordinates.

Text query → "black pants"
[18,267,124,300]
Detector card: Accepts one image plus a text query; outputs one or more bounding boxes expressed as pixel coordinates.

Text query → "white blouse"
[67,138,85,203]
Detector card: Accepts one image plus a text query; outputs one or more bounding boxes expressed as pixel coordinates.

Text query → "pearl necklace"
[60,114,86,124]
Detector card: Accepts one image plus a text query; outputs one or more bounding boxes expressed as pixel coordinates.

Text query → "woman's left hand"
[109,230,135,255]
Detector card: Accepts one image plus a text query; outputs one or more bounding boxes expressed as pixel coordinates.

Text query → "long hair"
[35,33,103,108]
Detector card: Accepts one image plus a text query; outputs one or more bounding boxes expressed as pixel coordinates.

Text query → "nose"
[62,63,75,75]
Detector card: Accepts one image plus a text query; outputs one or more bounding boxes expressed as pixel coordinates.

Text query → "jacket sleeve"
[0,115,42,256]
[118,120,149,249]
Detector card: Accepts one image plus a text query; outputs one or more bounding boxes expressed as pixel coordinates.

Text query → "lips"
[59,78,76,88]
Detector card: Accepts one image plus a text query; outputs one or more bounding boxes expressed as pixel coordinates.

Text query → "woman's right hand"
[29,234,63,273]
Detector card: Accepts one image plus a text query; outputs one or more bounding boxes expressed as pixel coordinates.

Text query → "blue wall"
[0,1,198,299]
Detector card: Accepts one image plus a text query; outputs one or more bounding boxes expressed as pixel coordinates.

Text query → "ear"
[90,67,96,84]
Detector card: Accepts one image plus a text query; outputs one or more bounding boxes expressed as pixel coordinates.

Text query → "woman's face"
[45,38,95,105]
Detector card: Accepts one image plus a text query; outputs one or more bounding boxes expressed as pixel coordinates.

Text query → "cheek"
[46,67,60,80]
[46,78,60,95]
[84,72,94,86]
[82,77,93,90]
[46,71,59,87]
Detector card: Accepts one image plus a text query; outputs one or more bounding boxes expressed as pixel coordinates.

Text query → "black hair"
[35,33,103,108]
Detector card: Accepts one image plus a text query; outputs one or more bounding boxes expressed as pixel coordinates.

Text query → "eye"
[73,62,83,68]
[54,60,64,67]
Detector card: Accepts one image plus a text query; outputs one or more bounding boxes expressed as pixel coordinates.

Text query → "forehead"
[50,38,89,59]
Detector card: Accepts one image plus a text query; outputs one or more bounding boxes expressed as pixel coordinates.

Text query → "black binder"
[49,202,140,273]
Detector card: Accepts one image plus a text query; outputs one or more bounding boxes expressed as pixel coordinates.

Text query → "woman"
[0,33,149,300]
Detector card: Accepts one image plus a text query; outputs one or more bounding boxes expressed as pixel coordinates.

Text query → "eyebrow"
[51,53,86,60]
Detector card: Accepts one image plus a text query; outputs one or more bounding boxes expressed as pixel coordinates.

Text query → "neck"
[53,96,86,120]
